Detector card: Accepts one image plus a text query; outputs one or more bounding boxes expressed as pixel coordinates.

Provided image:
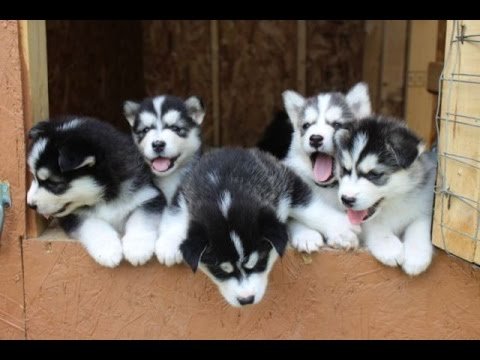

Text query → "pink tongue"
[152,157,171,172]
[313,154,333,182]
[347,209,369,225]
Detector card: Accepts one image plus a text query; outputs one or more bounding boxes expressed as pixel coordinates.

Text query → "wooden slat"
[362,20,384,113]
[404,20,439,145]
[210,20,220,146]
[18,20,49,239]
[432,20,480,265]
[296,20,307,94]
[379,20,408,118]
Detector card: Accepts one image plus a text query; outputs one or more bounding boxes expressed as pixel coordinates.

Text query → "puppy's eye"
[139,127,151,135]
[331,121,342,130]
[341,166,351,176]
[302,123,311,131]
[366,171,384,181]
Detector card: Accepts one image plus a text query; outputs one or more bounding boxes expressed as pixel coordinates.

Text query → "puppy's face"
[282,82,371,186]
[26,120,104,218]
[180,194,288,307]
[124,95,204,177]
[334,118,424,225]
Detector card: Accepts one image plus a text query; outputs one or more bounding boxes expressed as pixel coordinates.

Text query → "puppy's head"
[180,192,288,307]
[124,95,204,177]
[282,82,371,186]
[334,117,425,224]
[26,119,104,218]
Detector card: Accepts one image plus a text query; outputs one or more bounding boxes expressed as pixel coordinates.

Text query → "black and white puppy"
[334,116,436,276]
[280,83,371,252]
[123,95,205,265]
[157,147,348,307]
[26,117,165,267]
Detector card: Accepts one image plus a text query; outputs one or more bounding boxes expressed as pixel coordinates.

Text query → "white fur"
[276,196,291,222]
[124,101,141,126]
[152,96,166,118]
[72,217,123,268]
[345,82,372,119]
[163,110,181,125]
[244,252,259,269]
[139,112,157,128]
[199,249,278,307]
[37,167,50,181]
[185,96,205,125]
[288,219,325,253]
[357,154,379,174]
[220,262,234,273]
[27,176,105,217]
[28,138,48,170]
[325,106,342,121]
[155,196,189,266]
[230,231,244,259]
[122,208,160,266]
[219,191,232,218]
[57,118,83,131]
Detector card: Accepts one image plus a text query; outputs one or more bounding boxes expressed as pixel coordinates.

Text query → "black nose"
[341,195,356,207]
[237,296,255,306]
[28,203,37,210]
[309,134,323,148]
[152,140,166,152]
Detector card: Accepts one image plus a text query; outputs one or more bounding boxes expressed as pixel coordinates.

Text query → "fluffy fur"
[157,147,352,307]
[26,117,165,267]
[334,116,436,276]
[278,83,372,251]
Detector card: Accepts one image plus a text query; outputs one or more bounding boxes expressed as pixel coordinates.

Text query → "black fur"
[256,110,293,160]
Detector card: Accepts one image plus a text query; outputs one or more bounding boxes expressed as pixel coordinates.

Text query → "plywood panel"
[362,20,384,113]
[219,20,297,147]
[46,20,144,133]
[23,241,480,339]
[432,20,480,265]
[306,20,365,95]
[143,21,214,146]
[0,20,27,339]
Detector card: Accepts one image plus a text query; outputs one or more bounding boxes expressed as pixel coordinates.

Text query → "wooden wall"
[46,21,144,133]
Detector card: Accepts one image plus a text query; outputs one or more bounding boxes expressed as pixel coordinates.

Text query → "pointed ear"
[334,128,352,149]
[387,127,422,168]
[180,220,208,272]
[28,121,50,140]
[259,207,289,257]
[58,145,96,173]
[282,90,306,127]
[185,96,205,125]
[123,100,140,127]
[345,82,372,119]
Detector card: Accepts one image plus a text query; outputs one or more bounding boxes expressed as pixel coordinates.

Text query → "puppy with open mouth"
[334,116,437,276]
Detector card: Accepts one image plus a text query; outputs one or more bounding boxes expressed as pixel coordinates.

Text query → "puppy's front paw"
[155,234,184,266]
[86,235,123,268]
[290,228,324,253]
[402,244,432,276]
[122,231,156,266]
[368,235,404,267]
[326,229,359,250]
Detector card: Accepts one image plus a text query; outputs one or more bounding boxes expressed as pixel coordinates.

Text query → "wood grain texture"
[0,20,27,339]
[142,21,214,146]
[306,21,365,95]
[218,20,297,147]
[46,20,144,133]
[362,20,384,113]
[23,240,480,339]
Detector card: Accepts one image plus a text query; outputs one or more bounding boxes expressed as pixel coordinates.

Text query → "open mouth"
[346,198,384,225]
[150,155,179,173]
[310,152,335,184]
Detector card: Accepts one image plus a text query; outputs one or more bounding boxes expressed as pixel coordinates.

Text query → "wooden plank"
[219,21,297,147]
[362,20,384,113]
[210,20,220,147]
[404,20,439,145]
[143,21,214,146]
[22,240,480,339]
[306,20,365,94]
[0,20,28,339]
[426,61,443,93]
[432,20,480,265]
[379,20,408,118]
[297,20,307,94]
[18,20,49,239]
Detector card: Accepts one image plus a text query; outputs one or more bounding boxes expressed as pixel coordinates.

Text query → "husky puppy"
[26,117,165,267]
[280,83,372,251]
[334,116,436,276]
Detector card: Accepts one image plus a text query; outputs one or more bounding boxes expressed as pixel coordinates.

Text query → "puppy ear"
[282,90,306,127]
[58,145,96,173]
[387,127,422,169]
[334,127,352,149]
[259,207,289,257]
[345,82,372,119]
[28,121,50,140]
[180,220,208,272]
[185,96,205,125]
[123,100,140,127]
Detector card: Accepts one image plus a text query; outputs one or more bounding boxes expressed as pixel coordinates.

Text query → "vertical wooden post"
[297,20,306,94]
[210,20,220,147]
